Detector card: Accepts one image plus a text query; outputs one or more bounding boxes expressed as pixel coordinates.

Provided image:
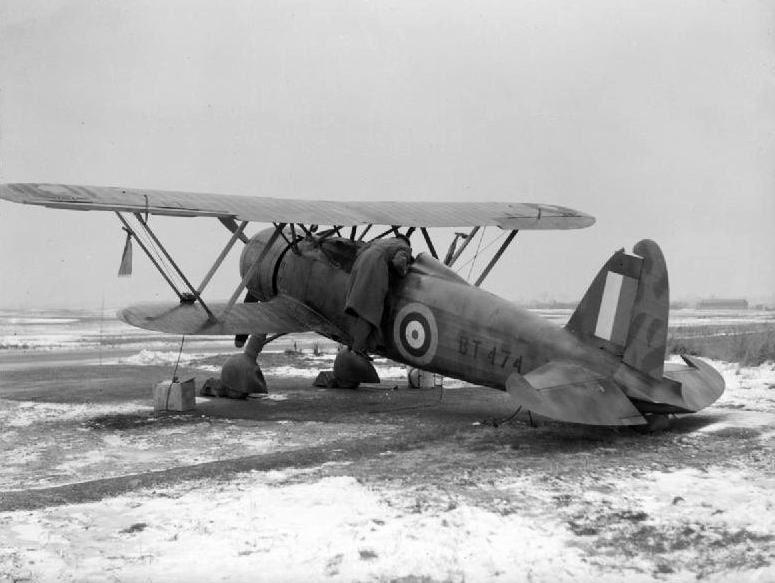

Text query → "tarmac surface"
[1,349,775,582]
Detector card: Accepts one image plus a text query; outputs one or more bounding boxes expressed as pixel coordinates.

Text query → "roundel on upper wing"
[393,303,438,366]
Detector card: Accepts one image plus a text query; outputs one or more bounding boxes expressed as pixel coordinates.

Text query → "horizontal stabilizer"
[119,296,344,337]
[663,355,725,412]
[506,361,646,426]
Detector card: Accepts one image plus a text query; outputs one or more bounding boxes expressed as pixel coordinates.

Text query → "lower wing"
[119,295,345,338]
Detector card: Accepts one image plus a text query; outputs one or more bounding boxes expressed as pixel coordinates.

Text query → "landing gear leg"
[330,347,380,389]
[220,333,268,398]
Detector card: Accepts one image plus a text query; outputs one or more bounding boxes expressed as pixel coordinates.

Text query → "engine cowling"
[239,227,292,301]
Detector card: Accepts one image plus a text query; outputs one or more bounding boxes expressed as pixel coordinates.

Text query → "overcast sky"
[1,0,773,309]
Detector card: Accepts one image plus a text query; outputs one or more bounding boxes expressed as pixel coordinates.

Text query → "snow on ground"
[705,359,775,435]
[668,309,775,328]
[116,348,460,384]
[0,400,152,429]
[0,413,383,493]
[506,465,775,583]
[0,470,591,583]
[2,463,774,582]
[115,348,473,388]
[2,322,774,583]
[0,394,395,491]
[0,334,89,350]
[666,356,775,435]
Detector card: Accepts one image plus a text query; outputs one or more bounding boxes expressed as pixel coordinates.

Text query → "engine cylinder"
[239,227,291,301]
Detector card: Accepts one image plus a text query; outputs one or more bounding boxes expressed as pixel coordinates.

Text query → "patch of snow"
[120,349,206,367]
[55,449,112,474]
[260,365,319,378]
[0,399,151,428]
[373,365,410,379]
[0,334,87,349]
[663,359,775,434]
[193,364,221,373]
[0,473,598,583]
[635,467,775,534]
[6,317,81,325]
[710,360,775,431]
[249,393,289,401]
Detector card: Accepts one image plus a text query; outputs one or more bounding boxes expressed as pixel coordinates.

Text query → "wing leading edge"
[0,183,595,230]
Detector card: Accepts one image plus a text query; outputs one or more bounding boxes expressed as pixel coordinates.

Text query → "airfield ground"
[1,330,775,582]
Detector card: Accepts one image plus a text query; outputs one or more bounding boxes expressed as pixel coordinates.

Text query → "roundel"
[393,303,438,366]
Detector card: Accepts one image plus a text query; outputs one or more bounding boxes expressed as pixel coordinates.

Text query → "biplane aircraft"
[0,183,724,430]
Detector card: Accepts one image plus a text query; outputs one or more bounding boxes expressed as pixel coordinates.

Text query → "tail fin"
[566,239,669,380]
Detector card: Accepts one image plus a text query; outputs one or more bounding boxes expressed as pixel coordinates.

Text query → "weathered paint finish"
[119,232,724,424]
[507,362,645,425]
[622,240,669,380]
[268,239,616,392]
[378,256,619,390]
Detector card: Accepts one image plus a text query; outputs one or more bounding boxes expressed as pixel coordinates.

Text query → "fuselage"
[243,231,620,391]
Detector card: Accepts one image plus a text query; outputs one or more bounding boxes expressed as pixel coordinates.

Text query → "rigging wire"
[465,227,487,281]
[171,334,186,383]
[453,230,506,273]
[162,335,187,412]
[129,215,187,292]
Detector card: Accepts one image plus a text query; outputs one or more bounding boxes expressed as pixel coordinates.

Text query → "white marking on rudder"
[595,271,623,341]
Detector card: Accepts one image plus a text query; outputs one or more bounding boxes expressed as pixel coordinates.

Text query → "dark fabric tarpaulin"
[345,237,412,330]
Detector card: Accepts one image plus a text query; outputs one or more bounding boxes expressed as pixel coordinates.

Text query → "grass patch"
[668,330,775,366]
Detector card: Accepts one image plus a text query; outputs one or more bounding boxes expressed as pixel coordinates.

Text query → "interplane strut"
[473,230,518,287]
[114,210,518,321]
[218,223,287,321]
[114,212,256,322]
[197,220,249,295]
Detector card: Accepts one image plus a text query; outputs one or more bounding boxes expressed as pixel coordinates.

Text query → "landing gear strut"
[315,348,380,389]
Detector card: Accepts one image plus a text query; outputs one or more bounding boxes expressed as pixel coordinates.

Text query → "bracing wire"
[465,227,487,281]
[171,335,186,383]
[158,334,186,411]
[132,216,186,291]
[457,227,487,281]
[162,335,186,412]
[454,230,506,273]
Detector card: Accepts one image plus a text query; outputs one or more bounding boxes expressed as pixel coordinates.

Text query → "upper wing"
[0,183,594,230]
[119,295,347,338]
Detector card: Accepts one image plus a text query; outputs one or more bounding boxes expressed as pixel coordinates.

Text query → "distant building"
[696,298,748,310]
